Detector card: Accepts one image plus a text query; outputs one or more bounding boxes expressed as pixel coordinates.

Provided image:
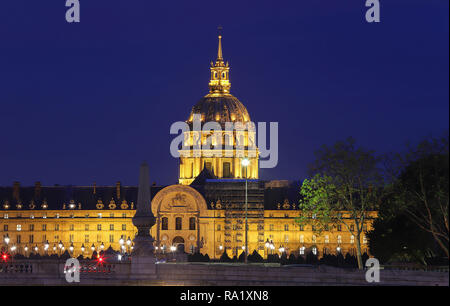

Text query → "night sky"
[0,0,448,187]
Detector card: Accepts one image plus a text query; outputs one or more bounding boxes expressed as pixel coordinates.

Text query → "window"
[312,247,318,255]
[363,235,368,244]
[284,224,289,231]
[161,217,168,230]
[29,224,34,231]
[97,224,102,231]
[299,235,304,243]
[189,217,196,230]
[122,224,126,231]
[284,235,289,243]
[29,235,34,243]
[98,213,102,218]
[110,213,114,218]
[56,213,60,218]
[42,224,47,231]
[324,235,329,244]
[299,246,305,255]
[350,235,355,244]
[17,224,22,231]
[3,225,8,231]
[42,234,46,242]
[4,214,8,219]
[312,235,317,243]
[350,224,355,231]
[85,224,89,231]
[217,224,221,231]
[55,224,60,231]
[70,234,74,243]
[70,224,74,231]
[269,224,274,231]
[97,234,102,243]
[299,225,304,231]
[85,235,89,243]
[109,235,114,243]
[122,213,127,218]
[205,162,212,173]
[337,235,342,244]
[16,235,21,243]
[175,217,182,230]
[223,162,231,178]
[110,224,114,231]
[337,224,342,231]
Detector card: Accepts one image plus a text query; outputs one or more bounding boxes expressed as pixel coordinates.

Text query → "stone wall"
[0,260,448,286]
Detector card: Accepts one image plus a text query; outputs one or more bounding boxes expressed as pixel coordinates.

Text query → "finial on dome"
[217,26,223,62]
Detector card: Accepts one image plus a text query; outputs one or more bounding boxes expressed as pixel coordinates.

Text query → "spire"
[217,26,223,62]
[208,27,231,96]
[136,162,152,216]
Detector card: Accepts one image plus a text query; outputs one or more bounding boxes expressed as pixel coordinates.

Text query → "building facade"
[0,35,375,259]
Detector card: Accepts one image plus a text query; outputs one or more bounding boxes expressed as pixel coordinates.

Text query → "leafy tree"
[297,138,383,269]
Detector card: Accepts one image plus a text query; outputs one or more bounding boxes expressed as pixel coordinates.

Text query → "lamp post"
[126,237,131,254]
[91,244,95,253]
[241,158,250,264]
[24,245,29,256]
[81,244,85,255]
[69,243,74,256]
[58,241,63,256]
[170,245,176,261]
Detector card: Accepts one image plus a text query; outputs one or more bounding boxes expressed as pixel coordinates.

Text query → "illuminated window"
[175,217,182,230]
[312,235,317,243]
[3,214,8,219]
[299,246,305,255]
[223,162,231,178]
[16,224,22,231]
[324,235,329,244]
[363,235,368,244]
[299,235,304,243]
[29,224,34,231]
[98,213,102,218]
[161,217,168,230]
[189,217,196,230]
[312,247,318,255]
[337,235,342,244]
[350,235,355,244]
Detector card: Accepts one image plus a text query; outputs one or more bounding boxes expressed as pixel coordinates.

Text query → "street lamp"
[119,236,124,246]
[241,158,250,264]
[44,240,49,255]
[4,234,10,247]
[69,243,74,255]
[91,244,95,252]
[53,244,57,253]
[279,245,285,255]
[100,242,104,250]
[170,245,176,260]
[34,245,38,253]
[81,244,85,254]
[24,245,29,255]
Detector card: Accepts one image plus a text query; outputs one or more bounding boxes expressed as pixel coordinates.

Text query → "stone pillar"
[131,162,157,277]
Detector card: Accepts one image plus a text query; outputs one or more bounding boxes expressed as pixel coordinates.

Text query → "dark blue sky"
[0,0,448,186]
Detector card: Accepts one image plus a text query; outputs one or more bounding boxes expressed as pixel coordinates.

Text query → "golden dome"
[187,33,250,126]
[188,95,250,126]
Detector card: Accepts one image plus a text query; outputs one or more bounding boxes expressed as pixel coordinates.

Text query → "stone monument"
[131,162,157,277]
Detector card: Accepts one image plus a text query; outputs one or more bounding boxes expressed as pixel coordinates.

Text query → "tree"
[385,135,449,258]
[297,138,383,269]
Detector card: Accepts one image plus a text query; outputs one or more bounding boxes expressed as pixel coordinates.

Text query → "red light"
[96,255,105,266]
[1,252,9,262]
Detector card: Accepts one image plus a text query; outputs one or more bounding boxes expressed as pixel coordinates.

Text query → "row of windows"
[217,224,367,232]
[3,233,127,244]
[3,224,128,232]
[3,213,130,219]
[161,217,196,231]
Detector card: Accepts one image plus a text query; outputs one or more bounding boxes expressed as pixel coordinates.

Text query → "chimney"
[34,181,41,198]
[13,181,20,201]
[116,181,121,199]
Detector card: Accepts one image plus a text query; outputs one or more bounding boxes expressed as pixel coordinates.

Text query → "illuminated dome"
[188,95,250,125]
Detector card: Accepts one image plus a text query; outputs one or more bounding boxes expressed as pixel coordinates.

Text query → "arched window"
[312,247,318,255]
[161,217,168,230]
[189,217,196,230]
[175,217,182,230]
[337,235,342,244]
[223,162,231,178]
